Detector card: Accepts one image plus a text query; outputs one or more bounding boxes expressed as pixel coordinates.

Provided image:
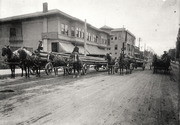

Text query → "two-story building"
[0,3,110,59]
[101,26,135,59]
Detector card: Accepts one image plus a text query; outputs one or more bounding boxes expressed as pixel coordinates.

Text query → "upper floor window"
[10,28,16,37]
[115,44,118,50]
[81,29,84,38]
[87,33,91,41]
[65,25,68,35]
[71,27,75,36]
[78,28,81,38]
[61,24,65,34]
[76,27,79,37]
[115,37,117,40]
[107,39,110,45]
[111,37,113,40]
[95,36,98,43]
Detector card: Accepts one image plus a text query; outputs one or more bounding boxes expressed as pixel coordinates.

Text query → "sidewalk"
[0,69,22,79]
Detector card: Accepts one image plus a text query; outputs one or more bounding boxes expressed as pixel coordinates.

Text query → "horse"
[106,53,116,74]
[49,53,69,76]
[1,46,21,78]
[152,54,171,74]
[17,47,34,78]
[118,54,132,75]
[69,52,83,78]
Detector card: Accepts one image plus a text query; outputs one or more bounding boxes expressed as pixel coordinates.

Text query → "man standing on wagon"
[37,40,43,52]
[72,44,79,54]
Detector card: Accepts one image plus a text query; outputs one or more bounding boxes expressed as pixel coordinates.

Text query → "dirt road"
[0,69,179,125]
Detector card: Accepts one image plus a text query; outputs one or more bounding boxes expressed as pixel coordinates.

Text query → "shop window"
[51,42,58,52]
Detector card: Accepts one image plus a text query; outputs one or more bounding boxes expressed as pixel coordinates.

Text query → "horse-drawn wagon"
[132,58,146,70]
[34,51,108,77]
[152,54,171,74]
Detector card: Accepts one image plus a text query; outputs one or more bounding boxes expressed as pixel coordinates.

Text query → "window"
[65,25,68,35]
[51,42,58,52]
[115,37,117,40]
[95,36,98,43]
[107,39,110,45]
[88,33,91,41]
[115,45,118,50]
[111,37,113,40]
[76,27,79,37]
[10,28,16,37]
[61,24,65,34]
[71,27,75,36]
[79,28,81,38]
[115,52,117,55]
[81,30,84,38]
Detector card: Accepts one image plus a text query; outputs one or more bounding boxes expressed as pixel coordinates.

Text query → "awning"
[86,45,107,55]
[59,42,75,53]
[59,42,88,54]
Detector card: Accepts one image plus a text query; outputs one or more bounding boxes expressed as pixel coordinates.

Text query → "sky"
[0,0,179,56]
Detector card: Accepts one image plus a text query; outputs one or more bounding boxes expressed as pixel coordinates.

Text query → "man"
[37,40,43,52]
[161,51,168,60]
[72,45,79,53]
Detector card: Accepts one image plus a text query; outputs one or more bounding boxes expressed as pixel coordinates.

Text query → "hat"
[39,40,42,42]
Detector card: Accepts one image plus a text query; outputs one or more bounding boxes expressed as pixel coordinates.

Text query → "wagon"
[132,58,146,70]
[34,51,108,76]
[51,52,108,75]
[30,51,54,75]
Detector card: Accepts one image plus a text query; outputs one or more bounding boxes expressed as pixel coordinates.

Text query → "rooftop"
[111,28,135,38]
[0,9,109,35]
[100,25,114,30]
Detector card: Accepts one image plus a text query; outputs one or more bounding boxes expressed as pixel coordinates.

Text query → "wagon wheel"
[45,62,53,75]
[30,66,36,75]
[67,67,73,75]
[81,64,87,75]
[94,66,99,71]
[142,66,145,70]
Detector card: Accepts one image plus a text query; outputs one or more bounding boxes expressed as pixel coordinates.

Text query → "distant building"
[101,26,136,58]
[0,3,109,57]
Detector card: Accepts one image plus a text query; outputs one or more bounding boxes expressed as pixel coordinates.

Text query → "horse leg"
[10,65,13,78]
[21,66,24,77]
[27,66,30,77]
[12,65,15,78]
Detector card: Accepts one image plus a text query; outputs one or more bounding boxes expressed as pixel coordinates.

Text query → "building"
[0,3,110,58]
[101,26,136,58]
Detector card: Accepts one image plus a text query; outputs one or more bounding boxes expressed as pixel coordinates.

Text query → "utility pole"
[84,19,87,56]
[138,37,141,50]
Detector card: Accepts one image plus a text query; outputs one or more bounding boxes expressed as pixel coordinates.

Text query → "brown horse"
[69,52,83,78]
[17,47,34,78]
[106,53,116,74]
[1,46,21,78]
[152,54,171,74]
[118,54,132,75]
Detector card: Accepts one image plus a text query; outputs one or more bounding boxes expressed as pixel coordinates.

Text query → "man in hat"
[37,40,43,52]
[72,44,79,54]
[161,51,168,61]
